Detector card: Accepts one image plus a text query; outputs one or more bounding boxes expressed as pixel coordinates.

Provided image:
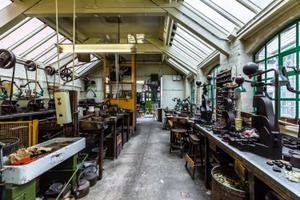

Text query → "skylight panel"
[24,34,64,59]
[213,0,256,23]
[0,0,11,11]
[183,0,236,33]
[249,0,273,9]
[0,18,44,49]
[12,27,55,55]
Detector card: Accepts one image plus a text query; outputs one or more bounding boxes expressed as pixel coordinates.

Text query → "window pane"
[282,53,297,73]
[25,34,64,59]
[266,57,278,78]
[249,0,273,9]
[255,47,265,61]
[266,36,278,58]
[281,75,296,99]
[281,100,296,118]
[258,61,265,71]
[280,24,296,52]
[266,82,275,99]
[0,0,11,10]
[176,25,214,54]
[213,0,255,23]
[12,27,54,55]
[183,0,236,33]
[46,53,70,64]
[0,18,44,49]
[36,47,57,62]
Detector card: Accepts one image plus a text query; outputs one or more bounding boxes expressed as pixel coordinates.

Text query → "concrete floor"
[83,118,209,200]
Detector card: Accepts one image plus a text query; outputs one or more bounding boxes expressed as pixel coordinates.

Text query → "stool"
[185,134,204,179]
[169,128,188,157]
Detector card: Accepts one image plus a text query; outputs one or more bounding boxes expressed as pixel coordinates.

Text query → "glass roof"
[0,0,276,76]
[59,55,100,76]
[166,0,274,74]
[0,0,11,11]
[168,23,215,71]
[166,57,190,75]
[182,0,273,33]
[0,17,73,67]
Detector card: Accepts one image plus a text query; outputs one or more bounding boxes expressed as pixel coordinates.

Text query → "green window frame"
[208,64,221,111]
[254,20,300,120]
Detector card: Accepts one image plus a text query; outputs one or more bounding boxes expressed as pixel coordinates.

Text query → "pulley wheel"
[60,68,73,82]
[24,60,37,71]
[45,66,56,76]
[0,49,16,69]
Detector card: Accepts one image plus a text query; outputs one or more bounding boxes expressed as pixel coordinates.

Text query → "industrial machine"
[196,76,213,125]
[228,62,283,160]
[54,91,73,125]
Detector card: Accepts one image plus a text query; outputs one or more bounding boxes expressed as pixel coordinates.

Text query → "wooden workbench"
[191,122,300,200]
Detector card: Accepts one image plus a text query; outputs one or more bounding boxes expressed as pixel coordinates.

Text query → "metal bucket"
[211,165,248,200]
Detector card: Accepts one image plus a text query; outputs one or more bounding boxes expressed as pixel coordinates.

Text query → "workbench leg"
[248,173,255,200]
[204,137,211,189]
[248,173,266,200]
[98,131,104,180]
[113,123,117,159]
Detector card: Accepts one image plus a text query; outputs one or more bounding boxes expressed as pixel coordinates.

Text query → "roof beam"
[175,5,228,39]
[236,0,261,14]
[165,7,230,56]
[148,38,197,74]
[25,0,166,16]
[20,32,57,57]
[165,58,189,75]
[199,0,244,28]
[237,0,294,39]
[8,24,47,51]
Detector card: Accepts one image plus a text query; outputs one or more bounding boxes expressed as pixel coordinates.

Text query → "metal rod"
[55,154,88,200]
[55,0,61,88]
[0,142,5,200]
[9,64,16,102]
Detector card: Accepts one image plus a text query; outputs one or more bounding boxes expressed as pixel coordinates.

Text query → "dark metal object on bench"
[229,63,283,160]
[196,77,213,125]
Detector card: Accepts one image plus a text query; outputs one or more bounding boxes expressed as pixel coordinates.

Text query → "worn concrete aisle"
[84,118,209,200]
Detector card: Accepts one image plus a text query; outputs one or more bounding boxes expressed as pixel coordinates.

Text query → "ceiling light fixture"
[59,44,136,53]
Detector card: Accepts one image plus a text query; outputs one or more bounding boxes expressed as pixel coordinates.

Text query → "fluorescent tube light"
[59,44,136,53]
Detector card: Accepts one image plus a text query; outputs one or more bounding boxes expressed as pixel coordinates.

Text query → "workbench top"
[0,110,55,121]
[194,123,300,200]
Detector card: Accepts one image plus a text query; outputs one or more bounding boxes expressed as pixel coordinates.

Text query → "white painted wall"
[161,75,185,109]
[84,63,180,105]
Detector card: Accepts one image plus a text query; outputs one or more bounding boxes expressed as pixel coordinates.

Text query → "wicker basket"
[211,165,248,200]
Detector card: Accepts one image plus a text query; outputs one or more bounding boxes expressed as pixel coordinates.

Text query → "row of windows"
[254,20,300,119]
[207,65,221,112]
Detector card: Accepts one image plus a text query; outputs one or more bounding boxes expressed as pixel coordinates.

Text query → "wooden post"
[131,53,137,130]
[103,54,107,100]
